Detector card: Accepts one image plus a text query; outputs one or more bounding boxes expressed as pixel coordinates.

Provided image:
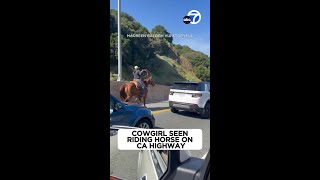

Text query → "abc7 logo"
[183,10,201,24]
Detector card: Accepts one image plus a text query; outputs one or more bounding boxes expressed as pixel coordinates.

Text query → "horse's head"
[142,69,155,87]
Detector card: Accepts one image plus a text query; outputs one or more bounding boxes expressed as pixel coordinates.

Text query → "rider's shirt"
[133,70,142,79]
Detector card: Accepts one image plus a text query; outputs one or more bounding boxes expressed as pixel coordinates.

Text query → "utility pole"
[117,0,122,81]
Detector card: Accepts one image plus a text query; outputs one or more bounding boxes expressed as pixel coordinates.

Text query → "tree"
[110,33,118,65]
[109,9,210,84]
[151,25,173,43]
[195,66,210,81]
[150,38,170,55]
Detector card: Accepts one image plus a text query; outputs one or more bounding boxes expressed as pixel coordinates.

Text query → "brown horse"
[119,69,155,107]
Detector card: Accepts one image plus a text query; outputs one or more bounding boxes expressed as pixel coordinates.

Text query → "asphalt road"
[110,101,211,180]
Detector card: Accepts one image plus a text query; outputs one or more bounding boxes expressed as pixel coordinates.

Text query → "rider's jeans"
[134,79,144,96]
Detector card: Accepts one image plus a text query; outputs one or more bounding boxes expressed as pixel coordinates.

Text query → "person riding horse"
[120,67,155,107]
[132,66,145,97]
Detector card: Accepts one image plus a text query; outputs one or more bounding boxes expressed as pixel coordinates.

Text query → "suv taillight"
[192,93,202,97]
[169,92,174,95]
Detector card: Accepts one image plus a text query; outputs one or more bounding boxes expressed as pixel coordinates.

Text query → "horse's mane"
[141,69,152,79]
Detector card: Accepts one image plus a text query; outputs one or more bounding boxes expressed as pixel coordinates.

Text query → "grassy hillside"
[110,9,210,85]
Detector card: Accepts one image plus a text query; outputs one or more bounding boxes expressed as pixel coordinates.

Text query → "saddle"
[131,80,141,89]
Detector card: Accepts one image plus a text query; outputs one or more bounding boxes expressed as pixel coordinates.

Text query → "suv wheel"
[200,102,210,119]
[171,108,179,113]
[135,118,152,129]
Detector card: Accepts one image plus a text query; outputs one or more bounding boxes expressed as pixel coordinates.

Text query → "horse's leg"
[124,95,132,102]
[137,95,142,105]
[143,92,147,107]
[134,95,139,104]
[124,87,133,102]
[135,86,142,104]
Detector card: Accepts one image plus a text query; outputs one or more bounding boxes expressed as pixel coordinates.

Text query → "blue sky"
[110,0,210,56]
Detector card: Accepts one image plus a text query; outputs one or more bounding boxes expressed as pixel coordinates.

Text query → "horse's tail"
[120,84,127,101]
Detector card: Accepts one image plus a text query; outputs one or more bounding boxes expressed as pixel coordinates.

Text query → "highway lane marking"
[152,108,170,115]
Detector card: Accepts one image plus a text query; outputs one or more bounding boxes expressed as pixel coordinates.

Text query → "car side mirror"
[114,102,123,111]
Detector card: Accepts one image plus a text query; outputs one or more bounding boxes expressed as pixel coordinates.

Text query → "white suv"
[168,82,210,119]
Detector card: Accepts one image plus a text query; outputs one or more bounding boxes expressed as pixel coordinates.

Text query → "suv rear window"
[172,83,200,91]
